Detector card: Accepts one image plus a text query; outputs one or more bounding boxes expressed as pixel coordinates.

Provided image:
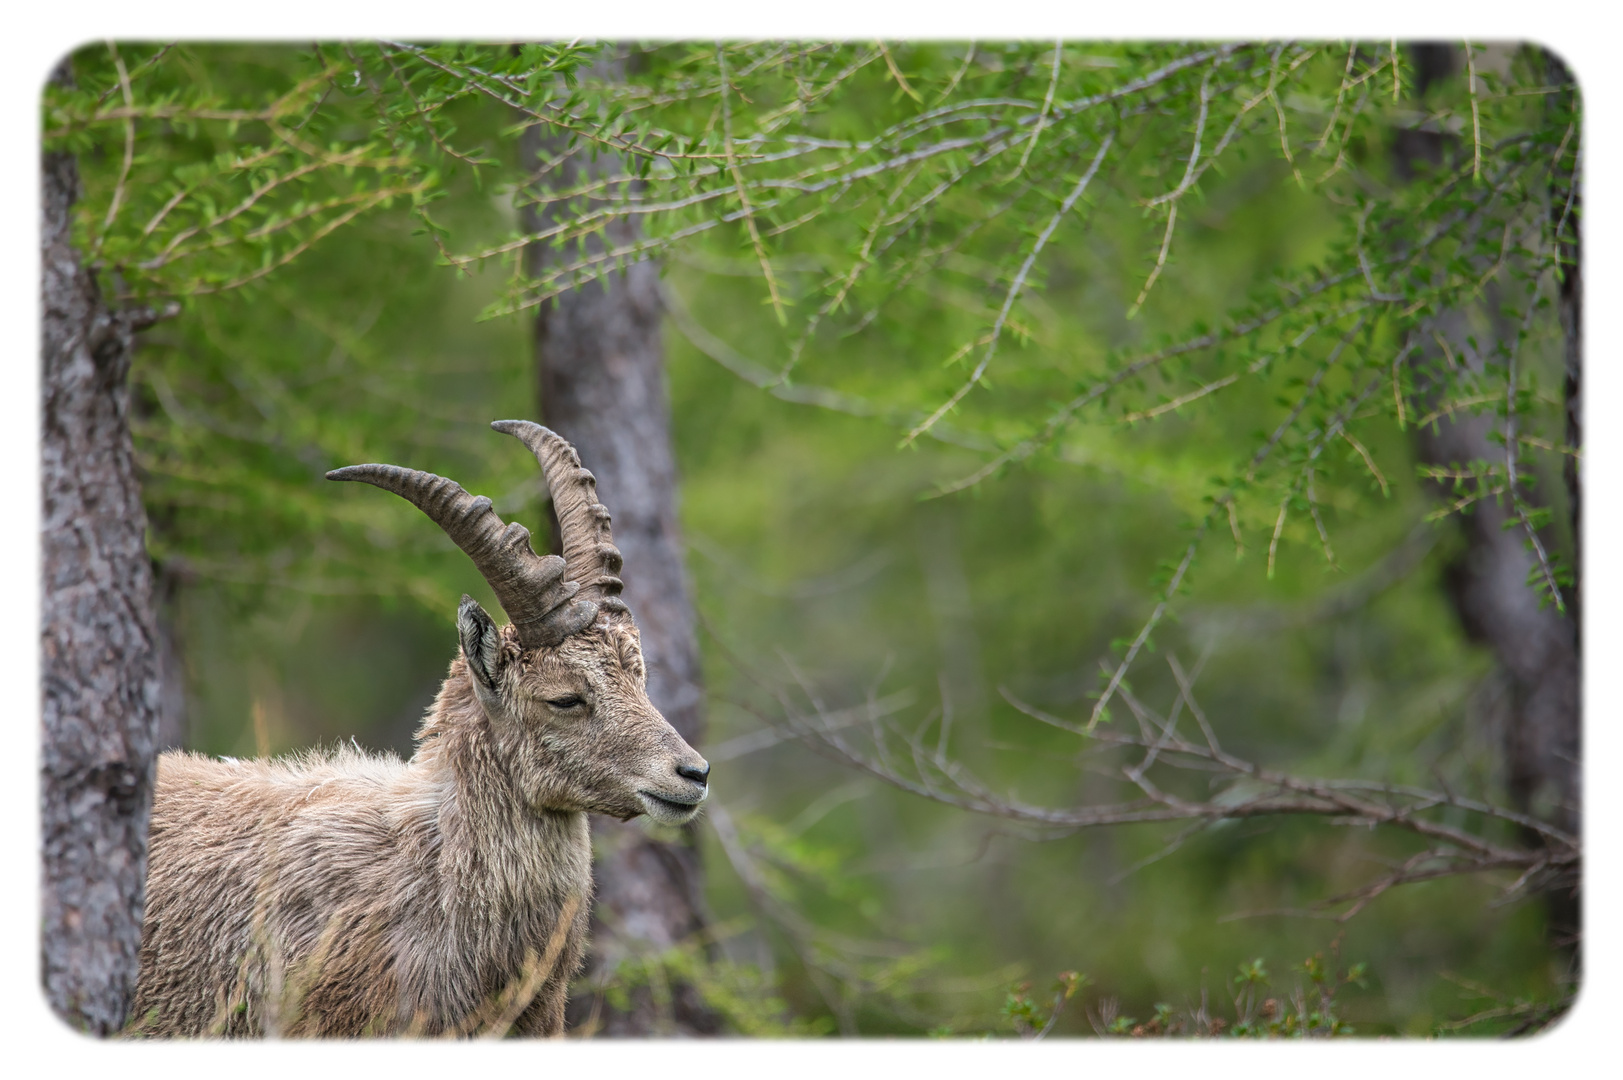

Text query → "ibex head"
[328,421,709,825]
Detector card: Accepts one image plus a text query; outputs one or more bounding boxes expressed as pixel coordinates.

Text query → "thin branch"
[1314,44,1359,155]
[661,282,993,451]
[1340,429,1388,495]
[902,134,1113,446]
[89,41,137,262]
[935,42,977,106]
[1465,42,1483,182]
[1501,279,1567,612]
[877,42,923,104]
[1126,204,1178,319]
[935,278,1373,496]
[717,44,788,326]
[1011,42,1063,179]
[1121,374,1241,424]
[186,183,425,296]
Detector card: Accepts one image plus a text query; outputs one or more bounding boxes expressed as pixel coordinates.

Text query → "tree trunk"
[40,62,163,1034]
[521,64,720,1035]
[1396,44,1580,945]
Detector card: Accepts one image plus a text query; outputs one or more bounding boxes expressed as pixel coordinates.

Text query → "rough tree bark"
[40,61,164,1034]
[1396,44,1580,944]
[521,58,721,1036]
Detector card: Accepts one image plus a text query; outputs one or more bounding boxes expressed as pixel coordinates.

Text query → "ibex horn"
[490,420,628,612]
[325,461,598,648]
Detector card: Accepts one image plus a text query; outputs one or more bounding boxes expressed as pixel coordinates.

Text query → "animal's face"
[457,596,709,824]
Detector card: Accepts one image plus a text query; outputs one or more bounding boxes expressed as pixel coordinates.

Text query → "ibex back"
[130,421,709,1036]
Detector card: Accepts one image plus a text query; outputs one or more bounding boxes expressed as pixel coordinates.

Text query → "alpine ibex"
[130,421,710,1037]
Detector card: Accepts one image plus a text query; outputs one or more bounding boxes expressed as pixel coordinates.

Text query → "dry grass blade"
[478,890,585,1038]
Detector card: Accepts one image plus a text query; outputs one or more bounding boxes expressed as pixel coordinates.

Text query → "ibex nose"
[677,761,710,785]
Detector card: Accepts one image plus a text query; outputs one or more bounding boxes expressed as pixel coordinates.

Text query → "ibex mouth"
[637,790,707,824]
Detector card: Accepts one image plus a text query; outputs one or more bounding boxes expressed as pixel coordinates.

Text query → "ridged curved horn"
[491,420,627,611]
[325,463,598,648]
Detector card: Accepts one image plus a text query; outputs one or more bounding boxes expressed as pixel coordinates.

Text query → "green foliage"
[966,948,1377,1038]
[1000,969,1087,1037]
[589,936,835,1037]
[46,43,596,299]
[710,808,963,1032]
[1431,971,1574,1036]
[50,41,1577,625]
[49,39,1579,1037]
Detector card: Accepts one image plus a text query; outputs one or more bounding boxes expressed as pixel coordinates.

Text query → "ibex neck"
[411,664,592,914]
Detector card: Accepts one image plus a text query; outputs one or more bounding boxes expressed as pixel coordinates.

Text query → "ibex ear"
[457,595,504,691]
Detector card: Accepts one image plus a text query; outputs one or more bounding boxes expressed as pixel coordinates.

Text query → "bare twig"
[704,618,1575,927]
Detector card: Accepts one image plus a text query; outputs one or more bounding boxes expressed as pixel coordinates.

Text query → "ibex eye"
[546,695,585,710]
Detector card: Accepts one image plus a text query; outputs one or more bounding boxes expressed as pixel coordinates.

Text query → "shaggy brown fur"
[131,612,708,1037]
